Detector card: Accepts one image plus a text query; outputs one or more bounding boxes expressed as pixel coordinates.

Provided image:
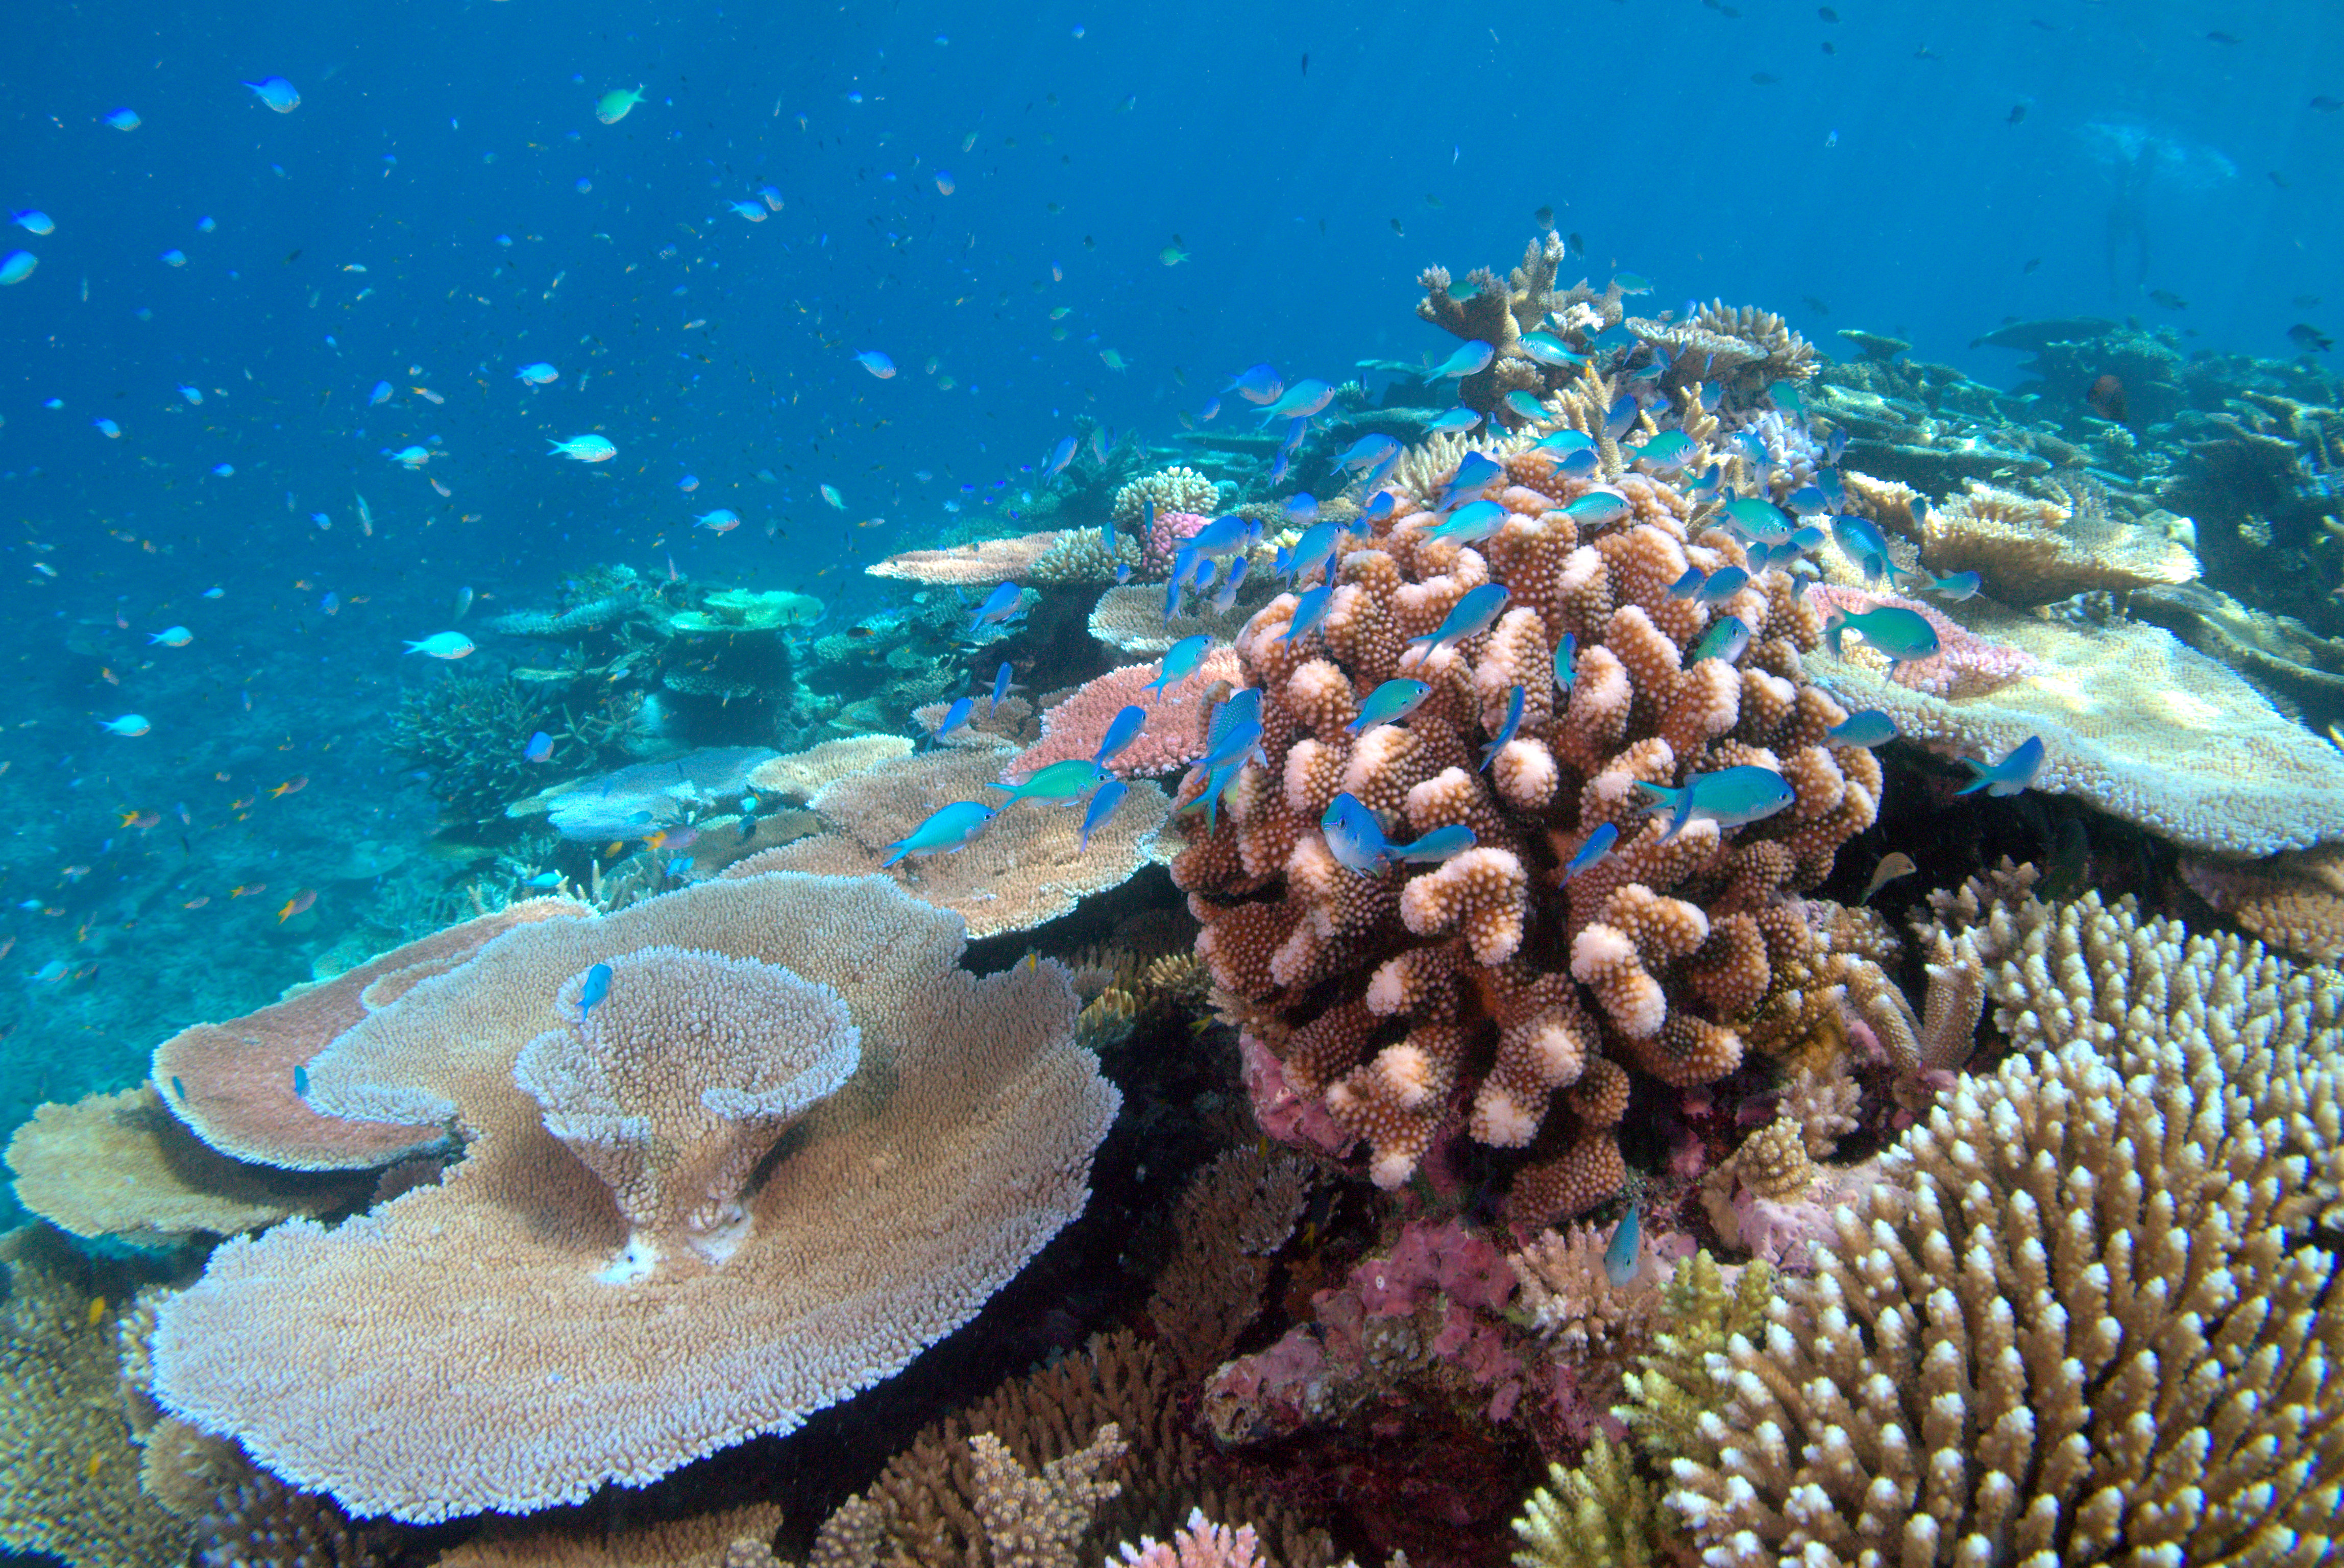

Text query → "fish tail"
[1823,614,1846,658]
[1952,758,1993,797]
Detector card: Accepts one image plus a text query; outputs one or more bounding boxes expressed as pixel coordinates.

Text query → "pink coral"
[1012,646,1241,777]
[1146,509,1211,571]
[1117,1511,1267,1568]
[1809,584,2038,698]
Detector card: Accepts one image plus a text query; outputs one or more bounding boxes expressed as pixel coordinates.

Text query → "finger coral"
[1176,442,1879,1223]
[148,870,1119,1522]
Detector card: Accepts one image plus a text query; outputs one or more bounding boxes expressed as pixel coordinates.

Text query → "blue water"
[0,0,2337,1209]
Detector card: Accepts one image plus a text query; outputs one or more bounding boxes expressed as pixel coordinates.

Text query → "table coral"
[1919,477,2198,603]
[148,871,1120,1523]
[1013,647,1243,778]
[867,531,1077,586]
[753,744,1173,939]
[1174,447,1881,1223]
[1808,595,2344,854]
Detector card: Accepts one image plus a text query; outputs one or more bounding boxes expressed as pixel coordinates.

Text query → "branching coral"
[1176,446,1880,1222]
[1114,467,1223,527]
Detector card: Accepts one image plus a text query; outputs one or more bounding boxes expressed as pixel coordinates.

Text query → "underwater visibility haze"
[2,1,2342,1564]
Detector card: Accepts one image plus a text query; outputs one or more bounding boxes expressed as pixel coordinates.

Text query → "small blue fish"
[1094,704,1147,765]
[1634,765,1797,842]
[1955,735,2046,798]
[1687,615,1750,666]
[852,350,897,378]
[1256,378,1335,423]
[105,108,141,131]
[369,380,394,406]
[1425,497,1508,545]
[1529,429,1595,458]
[578,962,613,1019]
[1348,678,1432,733]
[1358,491,1396,530]
[1211,555,1248,614]
[1285,493,1318,528]
[1562,489,1629,526]
[881,800,997,866]
[1078,779,1129,852]
[525,871,565,888]
[1504,389,1550,422]
[1825,710,1899,748]
[292,1063,309,1097]
[1040,434,1078,481]
[1602,395,1640,440]
[1788,525,1828,554]
[1563,821,1619,880]
[1786,485,1829,514]
[1408,582,1510,658]
[1628,430,1694,470]
[1913,568,1982,601]
[243,77,300,112]
[929,695,975,742]
[1478,685,1525,771]
[1823,604,1940,667]
[1287,520,1340,583]
[1724,497,1796,544]
[992,759,1113,806]
[523,731,554,763]
[1192,558,1219,593]
[1518,331,1586,369]
[1553,633,1577,691]
[1363,445,1403,493]
[991,662,1018,708]
[171,1075,186,1101]
[1268,447,1294,484]
[1222,361,1283,404]
[211,462,234,477]
[1332,433,1401,473]
[1182,514,1258,558]
[1604,1202,1641,1287]
[1424,339,1496,380]
[0,252,38,286]
[1555,447,1599,477]
[1321,792,1477,874]
[1670,567,1706,599]
[1183,755,1248,832]
[1441,451,1504,505]
[9,209,54,236]
[1425,406,1483,435]
[1829,513,1892,567]
[1279,583,1335,644]
[1695,566,1749,605]
[966,580,1026,639]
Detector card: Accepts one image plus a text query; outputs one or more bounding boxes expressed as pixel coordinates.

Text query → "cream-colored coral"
[4,1084,371,1244]
[436,1504,787,1567]
[753,743,1173,938]
[1113,466,1221,526]
[149,872,1121,1524]
[1809,594,2344,854]
[1665,1024,2344,1565]
[2180,843,2344,962]
[1920,478,2198,603]
[1505,1220,1667,1356]
[866,531,1075,585]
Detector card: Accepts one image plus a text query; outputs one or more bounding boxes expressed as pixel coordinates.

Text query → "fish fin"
[1952,758,1994,797]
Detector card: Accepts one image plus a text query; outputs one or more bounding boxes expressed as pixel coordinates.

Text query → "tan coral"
[148,871,1121,1524]
[2179,843,2344,962]
[866,531,1072,585]
[753,744,1171,938]
[436,1504,787,1567]
[1920,477,2199,603]
[1113,465,1220,526]
[1810,593,2344,854]
[5,1083,372,1244]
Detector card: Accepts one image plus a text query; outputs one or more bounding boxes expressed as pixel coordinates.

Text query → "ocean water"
[1,0,2340,1557]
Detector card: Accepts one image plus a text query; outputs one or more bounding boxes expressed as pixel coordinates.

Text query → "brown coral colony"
[1176,420,1877,1227]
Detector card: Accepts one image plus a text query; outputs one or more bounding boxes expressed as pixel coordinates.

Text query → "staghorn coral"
[1629,301,1815,402]
[753,744,1173,939]
[1809,592,2344,854]
[1144,1145,1314,1370]
[1921,863,2344,1228]
[5,1083,372,1244]
[1115,1510,1267,1568]
[148,872,1120,1523]
[1177,444,1882,1222]
[1505,1219,1668,1358]
[1662,1022,2344,1563]
[1919,477,2198,603]
[811,1330,1333,1568]
[1510,1436,1683,1568]
[1013,648,1244,778]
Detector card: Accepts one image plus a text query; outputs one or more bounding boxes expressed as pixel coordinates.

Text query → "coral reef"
[1808,591,2344,854]
[145,872,1119,1522]
[752,745,1174,939]
[1013,648,1244,778]
[1176,445,1879,1223]
[1115,467,1224,528]
[2180,843,2344,962]
[1918,478,2198,603]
